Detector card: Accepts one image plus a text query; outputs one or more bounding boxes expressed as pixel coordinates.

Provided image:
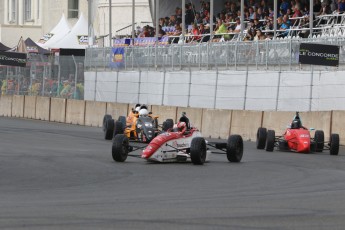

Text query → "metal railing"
[85,35,345,72]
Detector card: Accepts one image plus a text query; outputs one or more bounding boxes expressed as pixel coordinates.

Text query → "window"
[68,0,79,18]
[24,0,32,21]
[10,0,17,22]
[37,0,40,19]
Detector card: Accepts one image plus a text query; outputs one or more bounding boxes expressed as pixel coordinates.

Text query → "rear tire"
[112,134,129,162]
[114,121,124,136]
[103,115,114,140]
[226,135,243,162]
[190,137,207,165]
[118,116,126,126]
[265,130,275,152]
[330,133,339,156]
[256,127,267,149]
[314,130,324,152]
[162,119,174,131]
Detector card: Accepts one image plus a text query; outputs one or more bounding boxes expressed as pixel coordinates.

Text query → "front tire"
[190,137,207,165]
[330,133,339,156]
[112,134,129,162]
[265,130,275,152]
[227,135,243,162]
[314,130,324,152]
[103,114,114,140]
[256,127,267,149]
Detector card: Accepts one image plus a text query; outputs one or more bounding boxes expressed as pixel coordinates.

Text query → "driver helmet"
[291,119,301,129]
[135,104,141,112]
[139,108,149,116]
[177,121,187,133]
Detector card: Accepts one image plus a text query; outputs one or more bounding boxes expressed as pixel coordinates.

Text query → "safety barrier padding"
[50,98,66,123]
[11,95,24,117]
[177,107,203,132]
[231,110,263,141]
[85,101,107,127]
[66,99,86,125]
[0,95,12,116]
[331,111,345,145]
[106,103,129,121]
[202,109,232,139]
[35,97,50,121]
[262,111,295,135]
[24,96,37,119]
[151,105,177,125]
[299,111,332,141]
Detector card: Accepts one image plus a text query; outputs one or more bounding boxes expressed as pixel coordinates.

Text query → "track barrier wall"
[24,96,37,119]
[35,97,51,121]
[0,95,341,144]
[0,95,12,117]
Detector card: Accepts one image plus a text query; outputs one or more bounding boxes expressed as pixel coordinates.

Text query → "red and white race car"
[111,113,244,165]
[256,112,340,155]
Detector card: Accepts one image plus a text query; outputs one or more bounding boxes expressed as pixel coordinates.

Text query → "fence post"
[234,41,238,70]
[309,65,314,111]
[161,70,166,105]
[138,70,141,103]
[243,65,249,110]
[213,68,219,109]
[115,70,119,103]
[275,70,281,111]
[187,68,192,107]
[180,45,182,70]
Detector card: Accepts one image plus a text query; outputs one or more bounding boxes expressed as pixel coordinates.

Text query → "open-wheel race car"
[102,104,174,143]
[256,112,340,155]
[111,113,244,165]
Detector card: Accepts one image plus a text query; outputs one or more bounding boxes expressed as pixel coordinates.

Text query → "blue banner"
[110,47,125,68]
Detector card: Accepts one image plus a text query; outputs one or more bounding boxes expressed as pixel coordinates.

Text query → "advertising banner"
[110,47,125,68]
[299,43,339,67]
[0,51,27,67]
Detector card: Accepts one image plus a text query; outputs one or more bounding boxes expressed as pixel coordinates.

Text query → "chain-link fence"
[85,36,345,72]
[0,54,85,99]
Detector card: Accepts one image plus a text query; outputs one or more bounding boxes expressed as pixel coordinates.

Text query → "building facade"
[0,0,152,48]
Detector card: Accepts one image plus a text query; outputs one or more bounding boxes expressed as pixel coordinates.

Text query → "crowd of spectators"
[133,0,345,43]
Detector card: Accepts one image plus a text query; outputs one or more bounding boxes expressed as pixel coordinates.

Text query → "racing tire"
[114,121,124,136]
[118,116,127,126]
[314,130,324,152]
[103,115,114,140]
[162,119,174,131]
[112,134,129,162]
[265,130,275,152]
[226,135,243,162]
[256,127,267,149]
[329,133,339,156]
[190,137,207,165]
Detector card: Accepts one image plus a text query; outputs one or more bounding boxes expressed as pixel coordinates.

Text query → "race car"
[111,113,244,165]
[102,104,174,143]
[256,112,340,155]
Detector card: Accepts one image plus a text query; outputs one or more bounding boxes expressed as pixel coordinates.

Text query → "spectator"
[194,12,203,24]
[200,23,211,42]
[254,29,267,40]
[185,3,195,27]
[190,23,201,42]
[277,16,290,37]
[168,15,177,27]
[338,0,345,12]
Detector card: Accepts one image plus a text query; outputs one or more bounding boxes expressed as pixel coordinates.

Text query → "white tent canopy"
[37,14,71,49]
[50,13,89,49]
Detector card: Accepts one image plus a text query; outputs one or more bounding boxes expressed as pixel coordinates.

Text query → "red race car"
[256,112,340,155]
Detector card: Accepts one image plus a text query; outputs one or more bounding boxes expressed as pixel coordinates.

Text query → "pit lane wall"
[1,95,345,145]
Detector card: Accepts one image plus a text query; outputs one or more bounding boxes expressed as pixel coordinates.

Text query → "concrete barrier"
[300,111,332,140]
[35,97,50,121]
[66,99,86,125]
[24,96,37,119]
[262,111,295,135]
[177,107,203,131]
[151,105,177,125]
[11,95,24,117]
[106,103,129,121]
[230,110,263,141]
[85,101,107,127]
[202,109,232,139]
[0,95,12,116]
[331,111,345,145]
[50,98,66,123]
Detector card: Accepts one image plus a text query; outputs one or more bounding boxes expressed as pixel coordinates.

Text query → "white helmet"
[139,108,149,116]
[135,106,141,112]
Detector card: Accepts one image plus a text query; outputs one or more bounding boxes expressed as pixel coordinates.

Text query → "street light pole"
[109,0,112,46]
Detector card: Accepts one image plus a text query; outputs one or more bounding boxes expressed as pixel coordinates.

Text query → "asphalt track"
[1,117,345,230]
